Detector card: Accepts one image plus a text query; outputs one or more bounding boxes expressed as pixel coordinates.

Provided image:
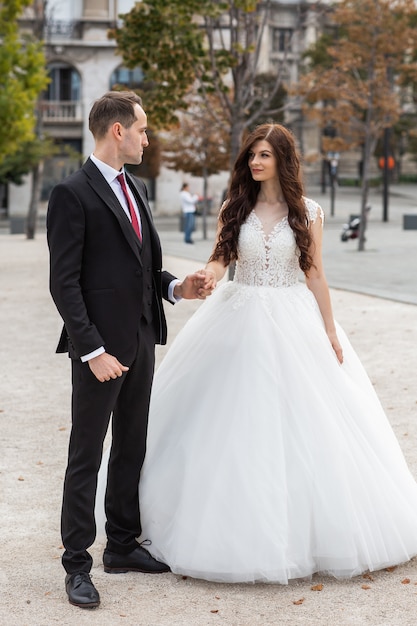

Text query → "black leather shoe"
[65,572,100,609]
[103,545,170,574]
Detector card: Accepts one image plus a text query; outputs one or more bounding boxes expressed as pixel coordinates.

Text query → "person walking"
[47,91,211,608]
[180,182,199,244]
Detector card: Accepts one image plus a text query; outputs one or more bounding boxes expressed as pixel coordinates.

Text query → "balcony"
[40,100,83,123]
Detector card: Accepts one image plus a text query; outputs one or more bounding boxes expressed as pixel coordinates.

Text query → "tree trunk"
[0,184,5,213]
[26,161,43,240]
[358,127,379,252]
[229,117,245,168]
[357,80,376,252]
[358,182,369,252]
[358,155,370,252]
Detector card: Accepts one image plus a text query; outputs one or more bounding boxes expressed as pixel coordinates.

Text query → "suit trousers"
[61,318,156,574]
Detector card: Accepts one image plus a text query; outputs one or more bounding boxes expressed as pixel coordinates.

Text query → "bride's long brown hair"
[209,124,314,273]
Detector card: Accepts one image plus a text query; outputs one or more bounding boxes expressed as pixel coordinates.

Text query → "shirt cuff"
[81,346,105,362]
[168,279,181,303]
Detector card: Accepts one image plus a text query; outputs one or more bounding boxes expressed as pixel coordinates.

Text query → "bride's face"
[248,140,278,183]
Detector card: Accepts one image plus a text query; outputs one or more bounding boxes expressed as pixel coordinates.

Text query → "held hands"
[174,269,217,300]
[88,352,129,382]
[327,330,343,364]
[200,269,217,292]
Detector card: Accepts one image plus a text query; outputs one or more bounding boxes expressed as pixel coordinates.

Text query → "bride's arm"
[305,215,344,364]
[204,259,227,285]
[201,214,229,289]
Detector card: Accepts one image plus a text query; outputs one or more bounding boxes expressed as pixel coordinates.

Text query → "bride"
[98,123,417,584]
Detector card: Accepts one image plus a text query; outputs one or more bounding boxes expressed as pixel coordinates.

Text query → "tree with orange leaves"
[297,0,417,250]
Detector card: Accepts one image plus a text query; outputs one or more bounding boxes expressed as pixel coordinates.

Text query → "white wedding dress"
[97,198,417,583]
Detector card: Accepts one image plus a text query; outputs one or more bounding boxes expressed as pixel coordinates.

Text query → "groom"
[47,91,211,609]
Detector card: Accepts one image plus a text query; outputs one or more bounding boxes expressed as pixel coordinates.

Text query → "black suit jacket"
[47,158,175,361]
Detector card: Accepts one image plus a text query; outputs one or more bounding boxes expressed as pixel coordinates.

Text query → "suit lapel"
[126,172,163,267]
[126,174,154,231]
[82,159,142,263]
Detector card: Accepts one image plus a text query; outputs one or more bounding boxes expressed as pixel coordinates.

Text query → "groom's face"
[120,104,149,166]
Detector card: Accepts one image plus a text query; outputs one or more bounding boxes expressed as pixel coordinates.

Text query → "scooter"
[340,205,371,242]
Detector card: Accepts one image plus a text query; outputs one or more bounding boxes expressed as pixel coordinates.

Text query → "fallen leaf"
[386,566,397,572]
[18,476,24,481]
[311,584,323,591]
[58,427,66,431]
[210,609,219,613]
[363,573,374,581]
[361,585,371,590]
[215,596,221,599]
[401,578,411,584]
[292,598,305,605]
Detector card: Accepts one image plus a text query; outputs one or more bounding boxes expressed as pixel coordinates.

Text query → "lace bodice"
[233,197,324,288]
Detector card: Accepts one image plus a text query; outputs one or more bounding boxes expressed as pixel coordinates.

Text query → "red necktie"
[117,173,142,241]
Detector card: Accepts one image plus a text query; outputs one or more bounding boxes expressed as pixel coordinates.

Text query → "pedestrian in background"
[180,182,199,244]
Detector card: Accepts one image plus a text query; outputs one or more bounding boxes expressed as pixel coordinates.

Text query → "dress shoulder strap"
[303,197,324,225]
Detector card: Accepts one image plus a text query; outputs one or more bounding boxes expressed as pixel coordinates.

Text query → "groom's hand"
[88,352,129,382]
[174,270,215,300]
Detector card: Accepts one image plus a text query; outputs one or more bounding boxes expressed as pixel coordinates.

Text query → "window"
[46,63,81,102]
[110,67,144,90]
[272,28,293,53]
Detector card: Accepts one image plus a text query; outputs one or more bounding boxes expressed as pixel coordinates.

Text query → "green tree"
[297,0,417,250]
[0,0,48,164]
[0,137,55,186]
[111,0,294,166]
[110,0,207,128]
[25,0,51,239]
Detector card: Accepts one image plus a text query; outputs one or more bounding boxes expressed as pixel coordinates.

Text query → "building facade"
[10,0,328,224]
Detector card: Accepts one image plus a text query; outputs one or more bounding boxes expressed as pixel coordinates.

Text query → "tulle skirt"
[98,281,417,583]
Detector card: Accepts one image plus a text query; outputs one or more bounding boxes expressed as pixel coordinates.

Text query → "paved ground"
[1,183,417,625]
